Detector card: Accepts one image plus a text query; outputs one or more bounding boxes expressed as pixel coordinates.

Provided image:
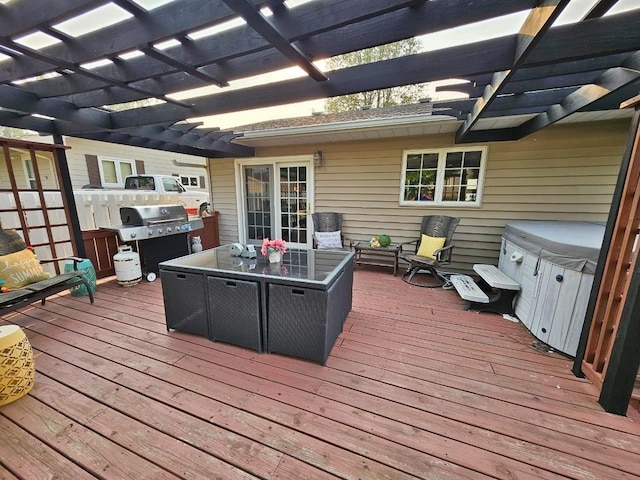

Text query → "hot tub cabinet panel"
[498,221,604,357]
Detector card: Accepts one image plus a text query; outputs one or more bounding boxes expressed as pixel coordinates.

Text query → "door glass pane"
[245,166,272,243]
[279,166,308,246]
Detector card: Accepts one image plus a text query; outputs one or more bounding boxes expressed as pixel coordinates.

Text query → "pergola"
[2,0,640,414]
[0,0,638,157]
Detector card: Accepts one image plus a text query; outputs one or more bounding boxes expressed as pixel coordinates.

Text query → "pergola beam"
[107,11,640,130]
[141,45,228,87]
[23,0,535,102]
[455,0,570,143]
[222,0,327,81]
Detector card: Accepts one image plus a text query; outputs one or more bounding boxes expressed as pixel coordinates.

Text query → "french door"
[237,157,313,249]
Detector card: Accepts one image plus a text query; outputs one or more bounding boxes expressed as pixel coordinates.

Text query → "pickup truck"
[80,174,210,217]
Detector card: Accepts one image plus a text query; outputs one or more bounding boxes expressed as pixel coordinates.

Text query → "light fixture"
[313,150,323,167]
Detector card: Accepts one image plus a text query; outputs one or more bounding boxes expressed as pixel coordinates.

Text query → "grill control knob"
[167,227,172,233]
[130,232,137,238]
[148,229,154,235]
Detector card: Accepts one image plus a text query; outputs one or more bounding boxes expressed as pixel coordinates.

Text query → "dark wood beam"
[111,0,147,16]
[456,0,571,143]
[462,70,607,97]
[0,84,112,129]
[456,69,640,143]
[0,0,267,82]
[0,38,195,110]
[141,45,228,87]
[511,67,640,138]
[109,6,640,131]
[54,4,640,113]
[75,131,253,158]
[0,0,105,38]
[582,0,619,20]
[222,0,327,81]
[23,0,535,101]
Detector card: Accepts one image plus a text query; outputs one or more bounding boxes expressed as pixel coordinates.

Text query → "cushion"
[0,249,50,290]
[315,230,343,249]
[0,228,27,256]
[417,235,446,259]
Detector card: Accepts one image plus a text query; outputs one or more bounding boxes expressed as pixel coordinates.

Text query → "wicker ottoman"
[0,325,35,406]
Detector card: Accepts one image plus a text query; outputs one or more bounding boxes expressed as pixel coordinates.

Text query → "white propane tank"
[113,245,142,287]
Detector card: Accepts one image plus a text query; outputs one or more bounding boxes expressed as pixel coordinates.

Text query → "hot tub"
[498,221,605,357]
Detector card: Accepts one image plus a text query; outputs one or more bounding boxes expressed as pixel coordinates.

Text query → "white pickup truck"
[78,174,210,217]
[121,175,210,216]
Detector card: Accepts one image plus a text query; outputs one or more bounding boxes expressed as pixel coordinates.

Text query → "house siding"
[210,158,239,246]
[210,119,630,273]
[40,137,209,191]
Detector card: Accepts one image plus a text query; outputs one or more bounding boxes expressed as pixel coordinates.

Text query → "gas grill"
[106,205,204,281]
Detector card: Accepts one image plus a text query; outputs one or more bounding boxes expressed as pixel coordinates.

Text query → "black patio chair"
[399,215,460,287]
[311,212,350,250]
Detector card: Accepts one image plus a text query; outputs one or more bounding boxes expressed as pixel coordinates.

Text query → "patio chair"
[311,212,350,250]
[399,215,460,287]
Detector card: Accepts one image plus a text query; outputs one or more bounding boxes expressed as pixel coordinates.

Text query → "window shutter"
[85,154,101,186]
[199,175,205,188]
[135,160,145,174]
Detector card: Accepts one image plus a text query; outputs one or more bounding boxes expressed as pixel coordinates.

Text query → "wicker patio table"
[159,246,354,364]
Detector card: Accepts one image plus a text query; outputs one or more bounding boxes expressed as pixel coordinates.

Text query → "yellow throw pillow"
[417,235,446,259]
[0,249,50,290]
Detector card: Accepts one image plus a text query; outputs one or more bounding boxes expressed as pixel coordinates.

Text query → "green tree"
[0,126,32,139]
[324,38,425,113]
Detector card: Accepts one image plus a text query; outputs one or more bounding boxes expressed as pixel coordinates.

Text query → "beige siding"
[27,136,209,191]
[211,119,631,273]
[210,158,239,245]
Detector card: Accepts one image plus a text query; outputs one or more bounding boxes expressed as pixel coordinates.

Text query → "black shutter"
[85,154,101,186]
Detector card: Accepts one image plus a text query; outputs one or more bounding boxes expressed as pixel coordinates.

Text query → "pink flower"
[260,238,287,256]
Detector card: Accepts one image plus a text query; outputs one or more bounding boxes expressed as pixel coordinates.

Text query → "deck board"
[1,269,640,479]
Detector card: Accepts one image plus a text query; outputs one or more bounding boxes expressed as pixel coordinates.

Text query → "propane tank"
[113,245,142,287]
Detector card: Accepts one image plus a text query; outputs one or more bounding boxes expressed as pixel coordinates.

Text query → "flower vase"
[268,250,281,263]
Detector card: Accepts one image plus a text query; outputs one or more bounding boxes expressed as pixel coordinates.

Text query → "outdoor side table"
[353,242,400,275]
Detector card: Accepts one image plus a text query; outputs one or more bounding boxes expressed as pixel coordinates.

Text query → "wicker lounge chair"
[399,215,460,287]
[311,212,350,250]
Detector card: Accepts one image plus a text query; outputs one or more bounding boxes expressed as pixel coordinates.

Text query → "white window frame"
[399,146,488,207]
[179,174,201,188]
[23,158,37,189]
[98,156,136,188]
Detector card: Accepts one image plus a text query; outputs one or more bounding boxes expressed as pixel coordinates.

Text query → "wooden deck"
[2,269,640,479]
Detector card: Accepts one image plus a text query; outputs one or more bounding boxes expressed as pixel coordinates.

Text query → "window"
[400,147,487,207]
[162,177,184,192]
[99,157,135,187]
[179,174,202,188]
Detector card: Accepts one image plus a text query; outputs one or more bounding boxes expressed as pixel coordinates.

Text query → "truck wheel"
[199,202,210,217]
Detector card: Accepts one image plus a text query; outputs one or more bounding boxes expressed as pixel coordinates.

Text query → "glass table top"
[159,245,353,285]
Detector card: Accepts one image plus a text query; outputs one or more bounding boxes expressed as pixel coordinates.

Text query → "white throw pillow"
[315,230,343,249]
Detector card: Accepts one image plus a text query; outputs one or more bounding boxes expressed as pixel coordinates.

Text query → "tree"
[0,126,33,139]
[324,38,425,113]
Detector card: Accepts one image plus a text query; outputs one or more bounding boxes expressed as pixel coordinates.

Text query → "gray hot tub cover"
[503,221,605,274]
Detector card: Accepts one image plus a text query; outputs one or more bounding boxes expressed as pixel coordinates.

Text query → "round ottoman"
[0,325,35,406]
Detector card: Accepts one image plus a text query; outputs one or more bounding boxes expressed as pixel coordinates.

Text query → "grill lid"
[120,204,188,226]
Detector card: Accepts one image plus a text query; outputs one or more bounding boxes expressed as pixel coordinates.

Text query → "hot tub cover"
[503,221,605,274]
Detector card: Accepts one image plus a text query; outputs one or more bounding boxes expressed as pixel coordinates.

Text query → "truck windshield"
[125,177,155,190]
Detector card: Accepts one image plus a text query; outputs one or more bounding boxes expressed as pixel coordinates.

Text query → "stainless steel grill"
[112,205,203,242]
[105,205,204,281]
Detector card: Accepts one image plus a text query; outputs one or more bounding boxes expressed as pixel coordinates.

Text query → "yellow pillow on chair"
[417,235,446,259]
